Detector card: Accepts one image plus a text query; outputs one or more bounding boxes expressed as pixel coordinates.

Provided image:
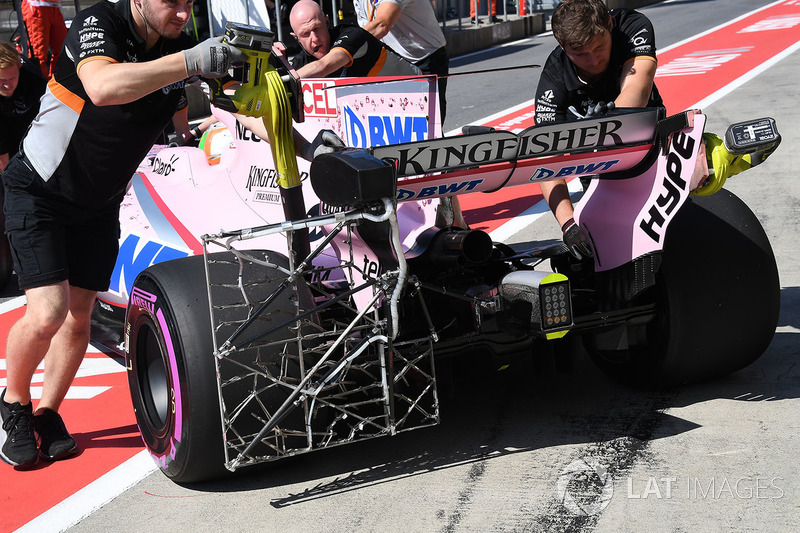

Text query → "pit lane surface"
[2,1,799,531]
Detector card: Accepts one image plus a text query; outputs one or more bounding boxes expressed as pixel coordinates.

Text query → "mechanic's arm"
[233,114,313,158]
[78,39,244,106]
[77,54,192,107]
[296,48,352,79]
[171,107,191,142]
[0,153,8,172]
[363,2,402,40]
[615,57,657,108]
[540,180,574,227]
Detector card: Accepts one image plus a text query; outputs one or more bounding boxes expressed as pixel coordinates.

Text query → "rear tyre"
[125,251,309,482]
[588,190,779,386]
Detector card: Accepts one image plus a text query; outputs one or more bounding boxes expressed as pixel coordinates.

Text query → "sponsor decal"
[130,287,156,314]
[360,254,382,281]
[161,81,184,95]
[152,153,179,176]
[235,121,262,142]
[302,80,338,118]
[83,15,99,27]
[638,130,694,243]
[396,179,483,200]
[110,234,190,298]
[343,106,428,148]
[80,31,104,42]
[374,132,517,177]
[376,112,655,177]
[80,41,104,50]
[529,160,620,181]
[253,191,281,204]
[320,202,348,215]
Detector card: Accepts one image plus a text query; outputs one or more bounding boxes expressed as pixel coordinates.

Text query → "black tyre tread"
[590,190,779,386]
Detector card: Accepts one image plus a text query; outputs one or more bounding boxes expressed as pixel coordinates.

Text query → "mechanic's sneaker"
[1,390,39,468]
[35,408,78,461]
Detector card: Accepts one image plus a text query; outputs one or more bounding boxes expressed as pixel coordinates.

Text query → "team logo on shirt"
[83,15,99,27]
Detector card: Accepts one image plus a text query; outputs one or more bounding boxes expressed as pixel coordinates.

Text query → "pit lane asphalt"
[6,1,798,531]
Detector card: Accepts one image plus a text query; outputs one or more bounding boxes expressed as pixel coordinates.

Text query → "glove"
[584,101,615,118]
[693,133,753,196]
[568,101,615,119]
[184,37,247,78]
[300,130,346,161]
[562,217,593,260]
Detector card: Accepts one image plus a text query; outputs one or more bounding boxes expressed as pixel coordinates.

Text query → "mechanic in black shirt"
[288,0,421,78]
[0,0,245,469]
[0,42,46,172]
[534,0,663,259]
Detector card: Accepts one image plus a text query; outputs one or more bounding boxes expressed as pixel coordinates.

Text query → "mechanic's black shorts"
[2,154,121,292]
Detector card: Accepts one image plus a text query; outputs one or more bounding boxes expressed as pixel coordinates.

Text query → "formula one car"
[91,24,781,483]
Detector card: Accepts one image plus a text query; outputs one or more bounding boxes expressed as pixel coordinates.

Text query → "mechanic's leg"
[451,196,469,229]
[3,282,70,406]
[46,8,68,79]
[37,286,96,414]
[20,2,49,78]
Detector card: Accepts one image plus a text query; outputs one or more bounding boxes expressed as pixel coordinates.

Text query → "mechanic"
[352,0,449,121]
[0,0,246,469]
[0,41,46,172]
[19,0,68,79]
[352,0,467,228]
[534,0,663,260]
[289,0,422,78]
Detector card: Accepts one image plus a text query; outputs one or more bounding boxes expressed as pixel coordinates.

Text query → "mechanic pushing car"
[0,0,246,469]
[534,0,664,260]
[535,0,751,260]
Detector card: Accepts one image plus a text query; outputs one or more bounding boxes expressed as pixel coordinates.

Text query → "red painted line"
[0,307,142,532]
[136,172,205,256]
[655,0,800,114]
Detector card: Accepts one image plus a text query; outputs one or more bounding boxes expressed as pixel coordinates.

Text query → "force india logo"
[372,111,658,178]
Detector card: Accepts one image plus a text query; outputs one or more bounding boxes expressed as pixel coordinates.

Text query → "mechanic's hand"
[300,130,346,161]
[184,37,247,78]
[203,77,239,113]
[562,217,593,260]
[568,101,615,119]
[693,133,752,196]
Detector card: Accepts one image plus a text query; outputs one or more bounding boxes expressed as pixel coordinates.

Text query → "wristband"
[191,126,202,139]
[561,217,576,233]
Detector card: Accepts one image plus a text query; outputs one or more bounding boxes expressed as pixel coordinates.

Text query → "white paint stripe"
[0,295,26,314]
[14,450,157,533]
[690,39,800,109]
[489,179,583,241]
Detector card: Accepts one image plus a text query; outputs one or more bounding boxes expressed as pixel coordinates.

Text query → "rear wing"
[312,108,703,206]
[343,108,704,202]
[371,107,664,178]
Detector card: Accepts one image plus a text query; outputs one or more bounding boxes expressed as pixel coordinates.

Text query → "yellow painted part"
[542,273,570,340]
[540,272,568,285]
[231,57,300,189]
[262,69,301,189]
[545,329,569,340]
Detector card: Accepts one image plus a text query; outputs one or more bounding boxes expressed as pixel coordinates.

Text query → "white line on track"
[15,451,157,533]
